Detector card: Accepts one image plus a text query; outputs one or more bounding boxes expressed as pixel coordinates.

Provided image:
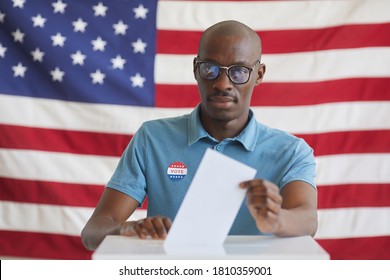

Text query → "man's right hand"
[119,216,172,240]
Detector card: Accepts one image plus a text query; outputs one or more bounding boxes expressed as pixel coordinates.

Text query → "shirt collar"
[187,104,258,151]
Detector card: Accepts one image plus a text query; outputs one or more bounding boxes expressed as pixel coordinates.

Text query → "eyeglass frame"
[194,59,261,85]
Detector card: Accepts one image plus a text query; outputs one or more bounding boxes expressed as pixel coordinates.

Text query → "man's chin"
[209,100,235,110]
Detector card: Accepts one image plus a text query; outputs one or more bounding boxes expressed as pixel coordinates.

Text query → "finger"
[132,222,146,239]
[247,195,269,211]
[248,196,281,215]
[246,181,282,205]
[119,221,137,236]
[239,179,266,189]
[263,180,282,201]
[151,217,168,239]
[241,180,279,198]
[134,219,154,239]
[143,218,159,239]
[163,217,172,232]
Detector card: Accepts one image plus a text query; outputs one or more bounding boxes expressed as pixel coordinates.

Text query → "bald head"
[198,20,262,60]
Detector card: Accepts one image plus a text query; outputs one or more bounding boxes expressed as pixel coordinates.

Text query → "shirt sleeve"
[280,138,317,189]
[105,124,148,204]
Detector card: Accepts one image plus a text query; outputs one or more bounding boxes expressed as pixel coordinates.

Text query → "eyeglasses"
[195,60,260,84]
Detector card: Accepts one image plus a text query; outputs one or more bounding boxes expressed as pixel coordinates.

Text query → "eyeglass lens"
[199,62,251,84]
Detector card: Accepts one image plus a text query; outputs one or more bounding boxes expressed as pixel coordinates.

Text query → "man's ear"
[255,63,266,85]
[193,57,198,80]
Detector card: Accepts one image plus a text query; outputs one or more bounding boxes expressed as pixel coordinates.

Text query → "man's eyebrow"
[200,60,253,66]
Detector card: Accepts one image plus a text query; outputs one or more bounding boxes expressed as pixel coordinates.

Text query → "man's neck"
[200,112,250,142]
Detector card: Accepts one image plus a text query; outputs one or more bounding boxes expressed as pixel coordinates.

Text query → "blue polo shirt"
[107,105,316,235]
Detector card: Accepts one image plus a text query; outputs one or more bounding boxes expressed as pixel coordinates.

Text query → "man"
[81,20,318,250]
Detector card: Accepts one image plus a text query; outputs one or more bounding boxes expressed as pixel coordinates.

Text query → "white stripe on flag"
[1,148,389,187]
[1,201,389,239]
[316,207,390,239]
[157,0,390,30]
[1,94,389,134]
[0,148,118,185]
[0,201,146,236]
[155,48,390,84]
[315,154,390,185]
[0,201,92,236]
[254,102,390,134]
[0,94,191,134]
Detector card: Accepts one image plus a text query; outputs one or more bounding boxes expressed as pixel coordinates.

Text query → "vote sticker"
[167,162,187,181]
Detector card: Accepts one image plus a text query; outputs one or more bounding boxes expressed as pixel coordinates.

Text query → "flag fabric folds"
[0,0,389,259]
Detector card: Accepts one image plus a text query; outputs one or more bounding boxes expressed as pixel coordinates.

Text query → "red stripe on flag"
[157,23,390,54]
[0,124,131,156]
[252,78,390,106]
[155,78,390,107]
[0,177,103,207]
[1,127,389,157]
[0,230,92,259]
[297,130,390,156]
[5,177,389,209]
[1,126,389,159]
[317,184,390,209]
[316,236,390,259]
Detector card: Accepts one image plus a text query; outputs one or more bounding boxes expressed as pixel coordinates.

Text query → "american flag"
[0,0,389,260]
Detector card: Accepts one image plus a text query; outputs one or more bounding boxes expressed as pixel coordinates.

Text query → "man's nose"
[212,69,233,91]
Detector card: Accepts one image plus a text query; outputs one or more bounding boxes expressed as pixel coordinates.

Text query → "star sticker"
[71,50,86,65]
[90,69,105,84]
[31,48,45,62]
[12,62,27,78]
[32,14,47,28]
[0,11,6,23]
[12,29,25,43]
[52,0,67,14]
[12,0,26,8]
[91,36,107,51]
[113,20,128,35]
[130,73,146,88]
[93,2,108,17]
[50,67,65,82]
[72,18,88,33]
[111,55,126,69]
[51,32,66,47]
[133,4,149,19]
[132,38,147,53]
[0,44,7,58]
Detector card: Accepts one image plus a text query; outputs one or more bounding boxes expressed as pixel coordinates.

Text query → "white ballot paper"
[164,148,257,249]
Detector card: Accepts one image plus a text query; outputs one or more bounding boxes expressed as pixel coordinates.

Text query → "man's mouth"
[208,95,237,109]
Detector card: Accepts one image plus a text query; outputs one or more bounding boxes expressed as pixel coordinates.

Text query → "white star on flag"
[0,44,7,58]
[132,38,147,53]
[32,14,47,28]
[90,69,105,84]
[52,0,67,14]
[12,62,27,77]
[91,37,107,51]
[50,67,65,82]
[72,18,88,33]
[111,55,126,69]
[130,73,146,88]
[51,33,66,47]
[93,2,108,17]
[71,51,86,65]
[31,48,45,62]
[113,20,128,35]
[12,0,25,8]
[12,29,25,43]
[133,4,149,19]
[0,11,5,23]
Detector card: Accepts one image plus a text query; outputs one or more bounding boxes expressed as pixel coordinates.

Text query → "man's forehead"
[200,36,259,61]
